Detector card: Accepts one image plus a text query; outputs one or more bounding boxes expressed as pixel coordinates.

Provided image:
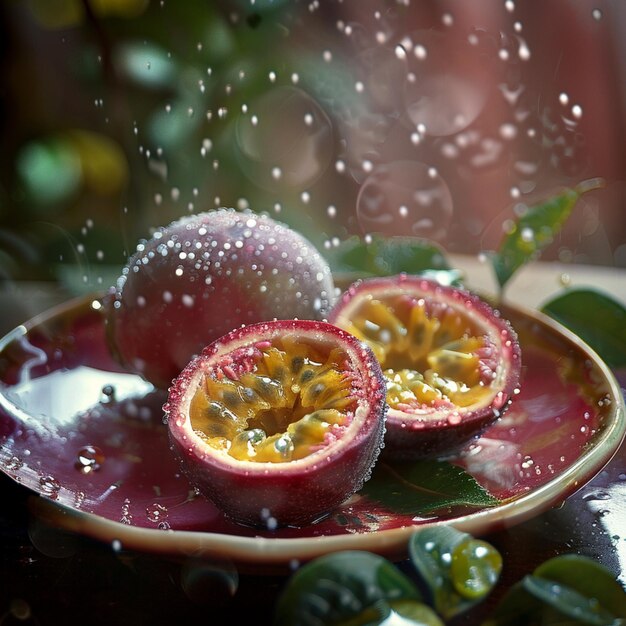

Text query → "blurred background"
[1,0,625,301]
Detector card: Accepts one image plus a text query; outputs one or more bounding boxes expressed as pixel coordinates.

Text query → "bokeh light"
[0,0,624,294]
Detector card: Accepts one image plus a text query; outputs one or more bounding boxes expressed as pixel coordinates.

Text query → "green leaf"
[490,179,604,290]
[541,288,626,369]
[522,575,617,625]
[274,551,422,626]
[450,538,503,600]
[325,235,457,284]
[485,554,626,625]
[533,555,626,619]
[409,527,502,620]
[482,580,544,626]
[361,460,499,516]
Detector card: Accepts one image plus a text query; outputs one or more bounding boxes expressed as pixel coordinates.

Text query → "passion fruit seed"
[106,208,335,389]
[342,296,498,411]
[329,275,521,458]
[189,337,356,463]
[165,319,387,528]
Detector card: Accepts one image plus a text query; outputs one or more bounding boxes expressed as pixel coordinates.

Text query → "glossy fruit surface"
[105,208,335,389]
[164,319,386,527]
[329,275,521,458]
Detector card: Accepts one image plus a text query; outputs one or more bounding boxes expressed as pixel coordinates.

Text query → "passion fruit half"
[105,208,335,389]
[328,275,521,458]
[164,319,387,527]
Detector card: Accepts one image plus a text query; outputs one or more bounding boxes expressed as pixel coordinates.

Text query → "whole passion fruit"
[164,319,387,527]
[106,209,335,389]
[328,275,521,458]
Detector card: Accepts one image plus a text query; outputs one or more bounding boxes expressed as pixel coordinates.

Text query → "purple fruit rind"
[329,274,522,459]
[165,319,387,527]
[106,209,335,389]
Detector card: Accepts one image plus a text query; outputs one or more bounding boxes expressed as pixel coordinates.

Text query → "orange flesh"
[337,295,497,412]
[189,338,356,462]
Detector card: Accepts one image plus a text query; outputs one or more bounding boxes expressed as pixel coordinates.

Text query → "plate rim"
[3,292,625,571]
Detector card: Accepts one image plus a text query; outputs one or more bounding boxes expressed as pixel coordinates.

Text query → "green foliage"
[485,554,626,625]
[275,537,625,625]
[362,460,499,516]
[325,235,460,285]
[274,551,425,626]
[409,527,502,620]
[490,179,604,291]
[541,288,626,369]
[275,529,504,625]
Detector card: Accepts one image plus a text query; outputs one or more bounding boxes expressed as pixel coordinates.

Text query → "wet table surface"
[1,260,625,625]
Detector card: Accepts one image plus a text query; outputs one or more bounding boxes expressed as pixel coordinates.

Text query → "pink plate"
[0,294,624,572]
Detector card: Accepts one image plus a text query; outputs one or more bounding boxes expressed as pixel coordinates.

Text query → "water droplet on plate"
[39,475,61,498]
[3,455,24,471]
[146,503,169,524]
[75,445,105,474]
[582,490,611,502]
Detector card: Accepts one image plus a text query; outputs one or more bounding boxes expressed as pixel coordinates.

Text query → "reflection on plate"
[0,294,624,572]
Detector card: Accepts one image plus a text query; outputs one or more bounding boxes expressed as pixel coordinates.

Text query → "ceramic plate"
[1,294,624,572]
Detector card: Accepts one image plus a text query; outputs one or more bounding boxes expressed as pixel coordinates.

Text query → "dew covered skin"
[329,275,522,458]
[164,319,387,528]
[106,208,335,388]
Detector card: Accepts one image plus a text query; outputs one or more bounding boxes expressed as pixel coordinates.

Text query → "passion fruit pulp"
[329,275,521,458]
[164,319,387,527]
[105,208,335,389]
